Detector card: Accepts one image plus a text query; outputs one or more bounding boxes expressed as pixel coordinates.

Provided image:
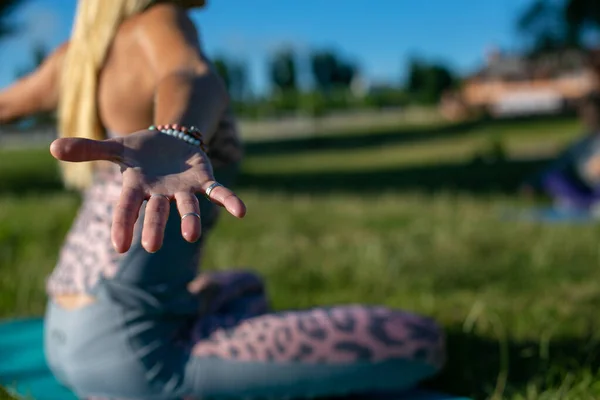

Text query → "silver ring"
[150,194,170,201]
[181,212,201,221]
[204,182,223,199]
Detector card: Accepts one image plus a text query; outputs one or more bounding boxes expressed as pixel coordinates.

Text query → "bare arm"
[140,5,229,142]
[0,42,68,124]
[48,7,244,254]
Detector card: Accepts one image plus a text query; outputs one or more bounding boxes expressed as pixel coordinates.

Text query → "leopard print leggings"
[75,270,444,400]
[187,271,444,367]
[44,163,445,399]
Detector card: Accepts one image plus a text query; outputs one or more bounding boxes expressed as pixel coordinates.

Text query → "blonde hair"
[58,0,154,190]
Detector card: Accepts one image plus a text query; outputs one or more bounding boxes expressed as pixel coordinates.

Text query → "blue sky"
[0,0,531,94]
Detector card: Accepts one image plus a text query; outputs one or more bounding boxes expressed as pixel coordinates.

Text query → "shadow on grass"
[0,157,553,198]
[0,114,568,197]
[0,149,64,196]
[238,158,552,196]
[244,119,480,157]
[0,169,64,196]
[421,327,600,399]
[244,114,575,157]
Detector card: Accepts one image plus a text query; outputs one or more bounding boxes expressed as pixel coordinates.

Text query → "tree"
[269,48,297,93]
[212,57,231,91]
[0,0,26,39]
[564,0,600,46]
[212,56,249,102]
[404,58,458,104]
[333,61,356,89]
[517,0,600,55]
[228,61,248,101]
[310,51,337,93]
[310,50,357,93]
[517,0,567,53]
[406,59,428,95]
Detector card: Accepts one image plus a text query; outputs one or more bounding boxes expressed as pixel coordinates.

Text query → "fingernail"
[112,240,124,254]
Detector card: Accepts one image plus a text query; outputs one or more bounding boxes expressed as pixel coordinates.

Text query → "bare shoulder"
[136,3,199,44]
[131,3,206,78]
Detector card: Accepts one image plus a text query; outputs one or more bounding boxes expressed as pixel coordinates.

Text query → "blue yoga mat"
[0,319,77,400]
[0,318,470,400]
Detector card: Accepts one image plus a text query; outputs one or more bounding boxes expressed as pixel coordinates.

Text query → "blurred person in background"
[0,0,443,398]
[521,92,600,211]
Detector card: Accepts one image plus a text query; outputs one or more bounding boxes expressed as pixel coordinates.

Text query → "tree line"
[211,49,458,119]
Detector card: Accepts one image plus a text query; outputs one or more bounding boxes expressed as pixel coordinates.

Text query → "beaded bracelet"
[149,124,208,152]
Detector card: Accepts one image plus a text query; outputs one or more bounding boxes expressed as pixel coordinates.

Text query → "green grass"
[2,116,600,400]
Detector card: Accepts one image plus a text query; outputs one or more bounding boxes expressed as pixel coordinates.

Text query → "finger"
[175,192,201,243]
[50,137,123,163]
[141,194,171,253]
[202,181,247,219]
[112,183,144,253]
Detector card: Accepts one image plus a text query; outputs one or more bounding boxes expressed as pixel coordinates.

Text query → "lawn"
[2,116,600,400]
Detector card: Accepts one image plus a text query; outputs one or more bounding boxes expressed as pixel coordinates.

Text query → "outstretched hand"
[50,129,246,254]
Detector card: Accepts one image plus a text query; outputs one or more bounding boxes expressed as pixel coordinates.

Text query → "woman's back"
[97,10,155,136]
[98,4,207,135]
[96,3,242,167]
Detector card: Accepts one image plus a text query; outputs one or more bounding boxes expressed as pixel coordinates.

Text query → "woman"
[521,92,600,210]
[0,1,444,399]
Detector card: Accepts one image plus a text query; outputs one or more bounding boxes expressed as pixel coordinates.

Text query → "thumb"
[50,137,124,163]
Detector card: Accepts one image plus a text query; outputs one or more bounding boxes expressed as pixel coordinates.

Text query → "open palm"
[50,129,246,254]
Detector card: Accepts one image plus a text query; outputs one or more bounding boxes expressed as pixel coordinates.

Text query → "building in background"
[441,47,600,120]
